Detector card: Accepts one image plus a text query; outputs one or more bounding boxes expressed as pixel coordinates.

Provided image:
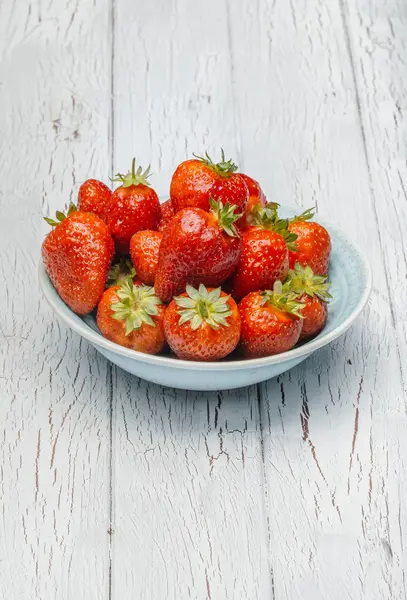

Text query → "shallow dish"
[39,204,371,391]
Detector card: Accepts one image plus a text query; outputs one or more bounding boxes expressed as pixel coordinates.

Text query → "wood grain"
[111,1,271,598]
[1,0,406,598]
[228,0,407,598]
[112,378,271,599]
[0,1,112,598]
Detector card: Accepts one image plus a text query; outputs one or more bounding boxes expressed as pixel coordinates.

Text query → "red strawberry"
[130,230,162,285]
[164,284,240,361]
[239,173,267,229]
[239,282,304,358]
[155,199,242,303]
[288,209,331,275]
[157,199,176,232]
[170,150,248,220]
[106,258,136,288]
[285,262,331,340]
[97,279,166,354]
[42,203,114,315]
[300,296,328,341]
[77,179,112,222]
[229,203,296,300]
[106,159,161,255]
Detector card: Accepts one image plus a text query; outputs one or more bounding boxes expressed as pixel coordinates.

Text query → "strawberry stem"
[107,258,136,288]
[193,148,238,178]
[112,158,152,188]
[260,281,305,318]
[175,284,232,330]
[209,198,242,237]
[44,202,77,227]
[248,202,298,251]
[289,207,315,224]
[285,262,332,302]
[110,279,162,335]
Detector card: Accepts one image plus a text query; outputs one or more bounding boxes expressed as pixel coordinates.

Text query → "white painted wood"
[112,0,243,193]
[343,0,407,380]
[112,378,271,599]
[1,0,406,598]
[111,1,271,598]
[0,1,112,598]
[228,0,407,598]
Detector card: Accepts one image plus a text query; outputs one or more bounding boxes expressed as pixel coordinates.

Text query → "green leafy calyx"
[289,207,315,224]
[286,262,332,302]
[209,198,242,237]
[260,280,305,318]
[44,202,77,226]
[110,279,162,335]
[193,148,238,178]
[107,258,136,288]
[248,202,298,251]
[175,284,232,330]
[112,158,152,188]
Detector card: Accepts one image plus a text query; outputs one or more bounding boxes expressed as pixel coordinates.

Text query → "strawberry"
[77,179,112,222]
[285,262,331,340]
[97,279,166,354]
[155,199,242,303]
[157,199,176,233]
[170,150,248,220]
[164,284,240,361]
[42,203,114,315]
[288,208,331,275]
[106,158,161,255]
[106,257,136,288]
[229,203,296,300]
[239,173,266,229]
[130,230,162,285]
[239,281,304,358]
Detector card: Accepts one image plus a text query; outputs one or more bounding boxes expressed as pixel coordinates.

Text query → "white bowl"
[39,206,371,391]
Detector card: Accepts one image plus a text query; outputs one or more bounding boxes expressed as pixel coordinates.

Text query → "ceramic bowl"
[39,204,371,391]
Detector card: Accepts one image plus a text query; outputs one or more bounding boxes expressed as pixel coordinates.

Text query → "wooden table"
[1,0,406,598]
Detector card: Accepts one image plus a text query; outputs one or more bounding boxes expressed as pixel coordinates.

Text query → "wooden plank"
[111,1,271,597]
[342,0,407,375]
[0,1,111,598]
[228,0,407,598]
[343,0,407,596]
[111,378,271,598]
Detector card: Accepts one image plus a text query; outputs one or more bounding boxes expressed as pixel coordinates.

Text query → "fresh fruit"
[77,179,112,222]
[96,279,166,354]
[288,209,331,275]
[107,258,136,288]
[155,199,242,303]
[229,203,296,300]
[170,150,248,219]
[285,262,331,340]
[157,199,176,232]
[42,150,336,364]
[164,284,240,361]
[130,230,162,285]
[42,203,114,315]
[106,158,161,255]
[239,173,266,229]
[239,281,304,358]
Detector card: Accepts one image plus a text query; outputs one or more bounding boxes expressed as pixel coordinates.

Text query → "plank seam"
[257,383,276,600]
[108,365,114,600]
[338,2,407,595]
[225,0,243,168]
[109,0,116,176]
[109,0,116,598]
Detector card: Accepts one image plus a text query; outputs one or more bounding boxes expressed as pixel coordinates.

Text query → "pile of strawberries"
[42,151,332,361]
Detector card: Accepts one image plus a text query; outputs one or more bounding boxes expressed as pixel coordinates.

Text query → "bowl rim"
[38,209,372,372]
